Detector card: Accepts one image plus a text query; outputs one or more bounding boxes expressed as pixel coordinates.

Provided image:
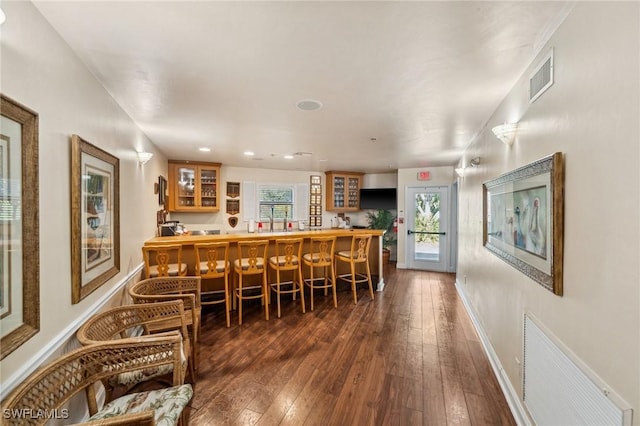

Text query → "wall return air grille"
[523,314,632,425]
[529,48,554,103]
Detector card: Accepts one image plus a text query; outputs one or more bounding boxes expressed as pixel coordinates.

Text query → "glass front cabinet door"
[325,171,363,212]
[168,161,221,212]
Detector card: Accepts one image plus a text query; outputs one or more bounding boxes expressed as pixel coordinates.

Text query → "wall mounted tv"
[359,188,397,210]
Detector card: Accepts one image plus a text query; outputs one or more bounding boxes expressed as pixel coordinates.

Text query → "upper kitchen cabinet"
[325,171,363,212]
[168,160,221,212]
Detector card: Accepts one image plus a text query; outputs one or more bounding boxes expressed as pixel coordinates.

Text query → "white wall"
[456,2,639,422]
[0,1,164,393]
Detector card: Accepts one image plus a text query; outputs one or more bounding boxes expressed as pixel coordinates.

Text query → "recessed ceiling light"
[199,147,211,152]
[244,151,255,156]
[296,99,323,111]
[284,155,294,159]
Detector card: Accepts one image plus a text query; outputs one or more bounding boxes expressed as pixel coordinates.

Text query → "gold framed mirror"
[0,94,40,359]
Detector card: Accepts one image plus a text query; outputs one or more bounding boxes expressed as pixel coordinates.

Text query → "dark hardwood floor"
[185,266,516,425]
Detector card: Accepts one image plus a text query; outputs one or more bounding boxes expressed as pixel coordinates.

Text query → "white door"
[406,186,449,271]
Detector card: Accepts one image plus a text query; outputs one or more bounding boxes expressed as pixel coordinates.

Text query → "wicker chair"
[0,335,192,426]
[128,276,201,373]
[76,300,194,390]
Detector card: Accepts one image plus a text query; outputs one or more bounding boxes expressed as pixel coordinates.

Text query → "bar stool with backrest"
[142,244,187,278]
[268,237,305,318]
[233,240,270,325]
[334,234,375,304]
[194,241,231,327]
[302,236,337,311]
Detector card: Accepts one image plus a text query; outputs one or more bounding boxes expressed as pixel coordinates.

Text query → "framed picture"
[483,152,564,295]
[158,175,167,206]
[0,94,40,360]
[71,135,120,304]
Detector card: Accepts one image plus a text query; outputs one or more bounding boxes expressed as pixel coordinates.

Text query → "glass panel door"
[333,176,345,208]
[176,166,196,208]
[406,186,449,271]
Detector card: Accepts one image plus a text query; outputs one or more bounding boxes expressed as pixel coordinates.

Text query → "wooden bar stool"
[268,237,305,318]
[142,244,187,278]
[334,234,374,304]
[233,240,270,325]
[194,241,231,327]
[302,236,337,311]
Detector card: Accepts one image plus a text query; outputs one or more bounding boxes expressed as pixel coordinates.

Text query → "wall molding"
[0,263,144,401]
[455,279,531,426]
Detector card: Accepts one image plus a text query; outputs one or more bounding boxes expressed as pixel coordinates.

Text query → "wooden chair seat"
[142,244,187,278]
[268,238,305,318]
[234,240,269,325]
[302,236,337,311]
[194,242,231,327]
[334,234,374,304]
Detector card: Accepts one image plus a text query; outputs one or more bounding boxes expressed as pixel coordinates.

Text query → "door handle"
[407,230,446,236]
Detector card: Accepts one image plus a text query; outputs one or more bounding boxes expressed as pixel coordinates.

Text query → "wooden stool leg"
[309,265,315,312]
[224,273,231,327]
[263,270,269,321]
[238,273,243,325]
[366,261,374,301]
[276,269,282,318]
[350,261,358,305]
[298,265,305,313]
[330,264,338,308]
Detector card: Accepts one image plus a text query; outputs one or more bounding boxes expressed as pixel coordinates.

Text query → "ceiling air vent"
[529,48,554,103]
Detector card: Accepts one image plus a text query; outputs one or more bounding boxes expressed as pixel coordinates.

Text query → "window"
[258,185,294,221]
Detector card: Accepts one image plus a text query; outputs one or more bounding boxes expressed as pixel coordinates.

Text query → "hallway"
[187,267,515,425]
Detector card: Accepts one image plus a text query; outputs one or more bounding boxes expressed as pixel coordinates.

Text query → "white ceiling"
[33,1,572,173]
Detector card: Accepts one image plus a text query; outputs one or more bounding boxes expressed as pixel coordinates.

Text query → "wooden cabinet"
[325,171,363,212]
[168,160,221,212]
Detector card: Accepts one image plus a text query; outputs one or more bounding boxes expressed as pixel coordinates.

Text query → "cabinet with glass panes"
[168,160,221,212]
[325,171,363,212]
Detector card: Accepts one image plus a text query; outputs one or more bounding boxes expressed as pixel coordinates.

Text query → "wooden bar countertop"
[144,228,387,290]
[144,227,384,245]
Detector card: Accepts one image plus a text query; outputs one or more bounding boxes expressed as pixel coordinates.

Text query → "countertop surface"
[145,227,384,245]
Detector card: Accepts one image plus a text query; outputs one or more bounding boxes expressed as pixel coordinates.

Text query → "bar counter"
[144,228,386,290]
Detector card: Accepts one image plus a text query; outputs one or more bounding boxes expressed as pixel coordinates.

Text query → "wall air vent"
[529,48,554,103]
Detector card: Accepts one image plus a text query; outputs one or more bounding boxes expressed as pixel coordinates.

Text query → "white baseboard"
[0,264,144,401]
[396,262,407,269]
[454,279,531,426]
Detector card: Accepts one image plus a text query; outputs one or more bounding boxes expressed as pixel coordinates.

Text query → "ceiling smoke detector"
[296,99,323,111]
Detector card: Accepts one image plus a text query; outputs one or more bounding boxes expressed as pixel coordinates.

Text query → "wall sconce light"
[137,151,153,165]
[492,122,518,146]
[0,8,6,25]
[455,157,480,177]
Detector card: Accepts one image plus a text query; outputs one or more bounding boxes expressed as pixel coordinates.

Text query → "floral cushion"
[104,343,187,387]
[107,363,174,387]
[89,384,193,426]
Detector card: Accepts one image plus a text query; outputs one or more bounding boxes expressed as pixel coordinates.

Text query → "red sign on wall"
[417,171,431,181]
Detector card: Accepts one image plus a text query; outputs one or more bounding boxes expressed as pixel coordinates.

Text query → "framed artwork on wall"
[483,152,564,295]
[0,94,40,360]
[71,135,120,304]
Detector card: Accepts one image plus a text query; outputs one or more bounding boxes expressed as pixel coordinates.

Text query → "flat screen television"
[359,188,397,210]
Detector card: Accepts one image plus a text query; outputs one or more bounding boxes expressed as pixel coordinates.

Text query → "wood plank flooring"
[185,266,516,425]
